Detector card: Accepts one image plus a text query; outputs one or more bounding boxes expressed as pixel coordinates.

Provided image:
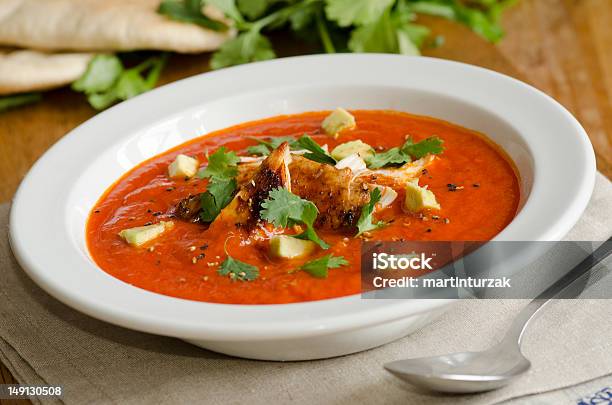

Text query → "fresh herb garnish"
[296,135,336,165]
[218,254,259,281]
[366,136,443,169]
[300,254,348,278]
[158,0,229,31]
[356,188,386,236]
[72,54,167,110]
[198,146,240,180]
[200,178,237,222]
[401,136,444,159]
[246,144,271,156]
[245,135,299,156]
[198,147,240,222]
[158,0,514,70]
[0,93,41,113]
[260,187,329,249]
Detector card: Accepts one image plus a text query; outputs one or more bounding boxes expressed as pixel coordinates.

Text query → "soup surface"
[87,110,520,304]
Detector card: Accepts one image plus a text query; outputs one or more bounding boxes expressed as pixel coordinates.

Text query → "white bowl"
[9,55,595,360]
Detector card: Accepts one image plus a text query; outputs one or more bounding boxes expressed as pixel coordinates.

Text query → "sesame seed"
[178,277,186,283]
[444,218,450,224]
[203,276,209,281]
[343,237,349,242]
[192,257,198,264]
[432,215,440,220]
[189,246,196,251]
[148,246,155,252]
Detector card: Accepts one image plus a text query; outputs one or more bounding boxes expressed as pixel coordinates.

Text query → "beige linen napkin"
[1,173,611,405]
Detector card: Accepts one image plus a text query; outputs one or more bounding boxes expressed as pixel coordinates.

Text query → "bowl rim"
[8,54,596,341]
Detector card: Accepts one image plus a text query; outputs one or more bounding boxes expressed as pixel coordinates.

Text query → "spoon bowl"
[384,345,531,393]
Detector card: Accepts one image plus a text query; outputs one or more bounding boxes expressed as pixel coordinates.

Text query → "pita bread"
[0,0,233,53]
[0,50,94,95]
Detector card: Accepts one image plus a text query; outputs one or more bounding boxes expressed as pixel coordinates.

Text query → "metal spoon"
[384,239,612,393]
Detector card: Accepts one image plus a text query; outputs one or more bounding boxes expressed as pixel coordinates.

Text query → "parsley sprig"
[300,254,348,278]
[72,54,167,110]
[158,0,514,70]
[366,136,443,169]
[198,147,240,222]
[260,187,329,249]
[356,188,387,236]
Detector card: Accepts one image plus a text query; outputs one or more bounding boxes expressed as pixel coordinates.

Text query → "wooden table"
[1,0,610,401]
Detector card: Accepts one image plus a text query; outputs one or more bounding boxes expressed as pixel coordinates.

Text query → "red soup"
[87,110,520,304]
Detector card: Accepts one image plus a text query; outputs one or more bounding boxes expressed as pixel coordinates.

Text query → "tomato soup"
[86,110,520,304]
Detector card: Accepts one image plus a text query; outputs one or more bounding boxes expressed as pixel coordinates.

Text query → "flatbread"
[0,0,233,53]
[0,50,94,95]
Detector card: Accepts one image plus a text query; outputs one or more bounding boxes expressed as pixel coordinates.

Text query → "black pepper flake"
[426,228,432,233]
[199,244,209,250]
[155,260,161,265]
[196,253,205,260]
[447,183,460,192]
[473,183,480,188]
[422,169,428,175]
[152,211,162,216]
[94,209,100,213]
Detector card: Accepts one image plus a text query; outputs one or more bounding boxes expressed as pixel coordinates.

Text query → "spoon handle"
[502,238,612,346]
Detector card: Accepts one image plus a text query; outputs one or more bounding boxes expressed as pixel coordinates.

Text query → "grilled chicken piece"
[288,155,370,230]
[215,142,292,228]
[174,194,202,222]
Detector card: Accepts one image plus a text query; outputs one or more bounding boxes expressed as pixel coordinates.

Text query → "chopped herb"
[365,147,406,169]
[447,183,459,192]
[296,135,336,165]
[197,147,240,222]
[401,136,444,159]
[366,136,444,169]
[246,144,271,156]
[200,178,237,222]
[72,54,167,110]
[356,188,386,237]
[198,146,240,180]
[157,0,228,31]
[0,93,42,113]
[300,254,348,278]
[218,255,259,281]
[260,187,329,249]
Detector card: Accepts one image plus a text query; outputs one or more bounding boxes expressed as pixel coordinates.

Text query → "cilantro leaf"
[348,8,398,53]
[356,188,386,236]
[366,136,444,168]
[325,0,395,27]
[401,136,444,159]
[73,54,167,110]
[300,254,348,278]
[218,255,259,281]
[158,0,228,31]
[200,178,237,222]
[210,30,275,69]
[0,93,41,113]
[296,135,336,165]
[260,187,329,249]
[205,0,244,23]
[72,55,123,94]
[246,144,271,156]
[365,147,408,169]
[237,0,268,20]
[198,146,240,180]
[245,135,299,156]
